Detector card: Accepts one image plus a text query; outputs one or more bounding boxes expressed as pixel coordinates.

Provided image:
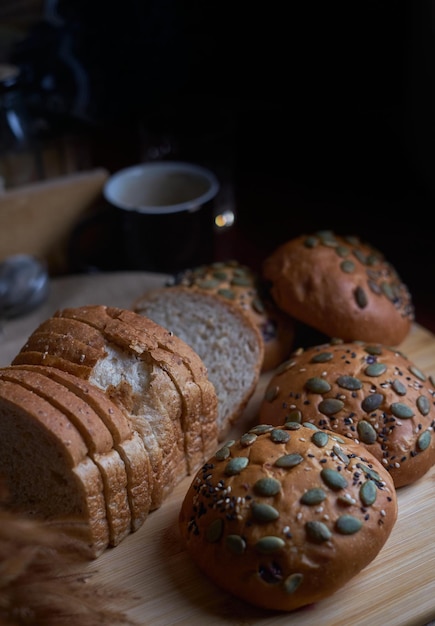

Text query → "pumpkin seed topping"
[305,377,332,393]
[275,452,304,468]
[302,422,318,430]
[225,456,249,475]
[305,520,332,543]
[264,386,280,402]
[284,573,304,594]
[254,476,282,496]
[357,463,381,482]
[311,351,334,363]
[284,411,303,424]
[337,493,357,506]
[206,518,223,542]
[240,432,257,446]
[226,534,246,554]
[251,502,280,522]
[312,431,329,447]
[301,487,327,505]
[357,420,377,444]
[249,424,274,435]
[270,429,291,443]
[332,445,350,465]
[321,468,348,490]
[409,365,427,382]
[318,398,344,415]
[304,235,319,248]
[364,344,383,355]
[255,536,285,554]
[283,421,302,430]
[337,375,362,390]
[391,402,415,419]
[215,446,231,461]
[336,515,363,535]
[217,287,236,300]
[360,480,377,506]
[361,393,384,412]
[340,260,355,273]
[365,362,387,376]
[355,286,368,309]
[392,379,407,395]
[417,430,431,451]
[417,395,430,416]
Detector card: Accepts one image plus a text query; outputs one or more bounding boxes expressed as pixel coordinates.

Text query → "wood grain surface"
[1,272,435,626]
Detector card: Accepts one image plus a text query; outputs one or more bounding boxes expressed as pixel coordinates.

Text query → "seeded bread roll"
[169,261,295,371]
[262,230,414,345]
[179,423,398,612]
[258,340,435,488]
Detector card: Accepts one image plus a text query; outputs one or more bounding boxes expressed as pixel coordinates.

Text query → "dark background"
[2,1,435,322]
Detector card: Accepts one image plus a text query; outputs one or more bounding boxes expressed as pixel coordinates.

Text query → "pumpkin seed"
[311,351,334,363]
[249,424,274,435]
[217,288,236,300]
[337,375,362,390]
[318,398,344,416]
[305,520,332,543]
[332,445,350,465]
[284,419,302,429]
[284,573,304,594]
[275,453,304,468]
[255,536,285,553]
[417,395,430,416]
[251,502,280,522]
[312,431,329,447]
[360,480,377,505]
[357,420,377,444]
[225,456,249,475]
[321,468,348,490]
[336,515,363,534]
[355,286,368,308]
[240,432,257,446]
[264,386,280,402]
[409,365,427,382]
[301,487,327,505]
[206,518,223,542]
[270,429,291,443]
[392,379,407,395]
[254,476,282,496]
[365,363,387,376]
[391,402,415,419]
[361,393,384,412]
[226,534,246,554]
[417,430,431,451]
[215,446,231,461]
[305,377,332,393]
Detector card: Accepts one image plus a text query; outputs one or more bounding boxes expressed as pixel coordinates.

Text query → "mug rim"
[103,160,220,214]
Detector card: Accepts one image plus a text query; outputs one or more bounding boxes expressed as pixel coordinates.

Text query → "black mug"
[69,161,235,274]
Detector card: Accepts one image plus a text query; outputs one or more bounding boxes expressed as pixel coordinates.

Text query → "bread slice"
[0,378,110,558]
[13,305,219,506]
[12,364,153,530]
[132,286,264,439]
[0,366,132,546]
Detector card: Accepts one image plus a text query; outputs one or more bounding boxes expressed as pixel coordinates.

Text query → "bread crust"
[179,423,398,612]
[167,261,295,371]
[258,340,435,487]
[262,231,414,345]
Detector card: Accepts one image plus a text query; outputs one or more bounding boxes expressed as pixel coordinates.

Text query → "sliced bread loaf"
[132,286,264,439]
[13,305,219,507]
[0,378,110,558]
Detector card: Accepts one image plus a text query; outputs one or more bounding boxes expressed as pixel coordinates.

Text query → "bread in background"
[168,260,295,372]
[263,230,414,345]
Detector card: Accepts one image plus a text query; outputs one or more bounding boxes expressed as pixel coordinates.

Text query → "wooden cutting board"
[1,272,435,626]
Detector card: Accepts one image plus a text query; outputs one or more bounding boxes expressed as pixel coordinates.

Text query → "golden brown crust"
[179,423,398,612]
[168,261,295,371]
[258,340,435,488]
[262,231,414,345]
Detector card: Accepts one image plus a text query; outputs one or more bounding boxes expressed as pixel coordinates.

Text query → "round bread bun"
[259,339,435,488]
[169,261,295,371]
[262,230,414,345]
[179,422,398,612]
